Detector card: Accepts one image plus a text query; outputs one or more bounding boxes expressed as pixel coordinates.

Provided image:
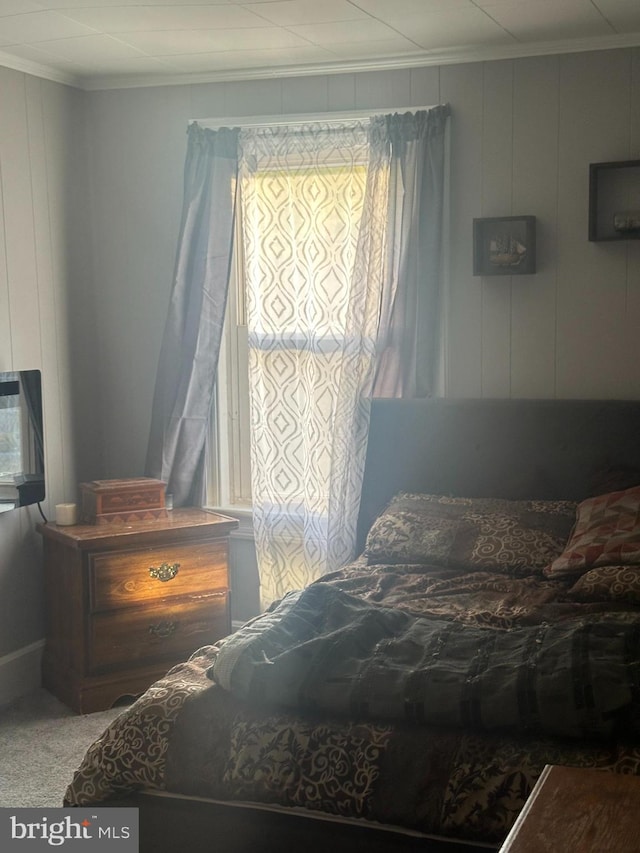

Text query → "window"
[210,160,368,513]
[209,210,252,511]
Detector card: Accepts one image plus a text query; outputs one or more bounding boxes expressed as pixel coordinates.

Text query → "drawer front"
[88,594,229,673]
[90,539,228,612]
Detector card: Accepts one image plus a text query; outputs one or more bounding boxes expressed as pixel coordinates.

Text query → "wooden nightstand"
[38,507,238,713]
[500,764,640,852]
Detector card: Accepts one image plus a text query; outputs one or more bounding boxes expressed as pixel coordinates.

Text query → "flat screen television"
[0,369,45,513]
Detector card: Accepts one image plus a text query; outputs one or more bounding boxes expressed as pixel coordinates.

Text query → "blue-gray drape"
[373,104,450,398]
[145,123,239,506]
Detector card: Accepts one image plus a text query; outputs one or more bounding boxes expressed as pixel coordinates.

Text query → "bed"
[63,399,640,853]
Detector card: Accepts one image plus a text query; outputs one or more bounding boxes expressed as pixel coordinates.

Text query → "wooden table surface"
[500,764,640,852]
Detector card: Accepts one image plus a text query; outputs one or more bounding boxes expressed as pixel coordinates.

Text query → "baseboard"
[0,640,44,708]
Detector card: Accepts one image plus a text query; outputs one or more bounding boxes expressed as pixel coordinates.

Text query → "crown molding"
[2,31,640,92]
[0,47,81,88]
[81,32,640,91]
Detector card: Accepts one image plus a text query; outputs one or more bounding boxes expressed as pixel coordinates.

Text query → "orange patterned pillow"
[544,485,640,578]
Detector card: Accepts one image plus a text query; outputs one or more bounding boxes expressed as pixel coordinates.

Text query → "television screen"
[0,369,45,512]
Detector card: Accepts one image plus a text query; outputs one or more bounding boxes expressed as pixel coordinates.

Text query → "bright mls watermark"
[0,808,138,851]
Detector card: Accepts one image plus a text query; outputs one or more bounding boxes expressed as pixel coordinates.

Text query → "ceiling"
[1,0,639,91]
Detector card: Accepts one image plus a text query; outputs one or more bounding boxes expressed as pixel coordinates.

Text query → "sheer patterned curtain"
[240,119,392,607]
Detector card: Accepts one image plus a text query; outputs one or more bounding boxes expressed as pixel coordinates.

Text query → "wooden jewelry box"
[79,477,168,524]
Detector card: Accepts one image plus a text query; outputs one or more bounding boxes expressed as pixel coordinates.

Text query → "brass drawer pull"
[148,620,177,639]
[149,562,180,582]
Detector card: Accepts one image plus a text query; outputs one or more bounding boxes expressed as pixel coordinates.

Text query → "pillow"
[568,565,640,606]
[364,492,577,576]
[544,485,640,579]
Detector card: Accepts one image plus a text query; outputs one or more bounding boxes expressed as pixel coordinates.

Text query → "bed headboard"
[357,398,640,549]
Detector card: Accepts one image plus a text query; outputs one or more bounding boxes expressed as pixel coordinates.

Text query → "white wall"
[0,68,98,704]
[444,50,640,399]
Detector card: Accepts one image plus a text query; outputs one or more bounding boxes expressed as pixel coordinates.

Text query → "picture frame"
[473,215,536,276]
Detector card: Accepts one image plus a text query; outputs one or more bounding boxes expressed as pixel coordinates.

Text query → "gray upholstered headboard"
[357,398,640,550]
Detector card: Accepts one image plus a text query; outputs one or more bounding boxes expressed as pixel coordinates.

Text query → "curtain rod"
[192,105,438,130]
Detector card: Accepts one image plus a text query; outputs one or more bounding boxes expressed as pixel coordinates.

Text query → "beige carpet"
[0,688,125,808]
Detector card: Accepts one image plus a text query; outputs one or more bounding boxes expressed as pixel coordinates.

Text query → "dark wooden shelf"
[589,159,640,241]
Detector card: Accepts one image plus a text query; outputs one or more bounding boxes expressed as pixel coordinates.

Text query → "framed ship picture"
[473,215,536,276]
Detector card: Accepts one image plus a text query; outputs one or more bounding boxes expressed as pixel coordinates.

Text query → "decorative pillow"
[364,492,577,576]
[568,565,640,606]
[544,485,640,579]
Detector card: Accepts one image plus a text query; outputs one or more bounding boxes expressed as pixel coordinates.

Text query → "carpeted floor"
[0,688,125,808]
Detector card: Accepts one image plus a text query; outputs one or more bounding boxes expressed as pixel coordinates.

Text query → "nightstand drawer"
[88,593,229,673]
[89,539,229,612]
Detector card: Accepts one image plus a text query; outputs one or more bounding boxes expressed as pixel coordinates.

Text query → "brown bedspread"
[64,563,640,845]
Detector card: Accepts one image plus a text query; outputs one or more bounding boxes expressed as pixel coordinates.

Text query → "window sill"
[205,504,254,539]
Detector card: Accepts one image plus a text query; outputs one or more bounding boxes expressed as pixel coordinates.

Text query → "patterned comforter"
[64,562,640,846]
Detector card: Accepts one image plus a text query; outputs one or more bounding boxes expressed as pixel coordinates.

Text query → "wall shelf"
[589,159,640,241]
